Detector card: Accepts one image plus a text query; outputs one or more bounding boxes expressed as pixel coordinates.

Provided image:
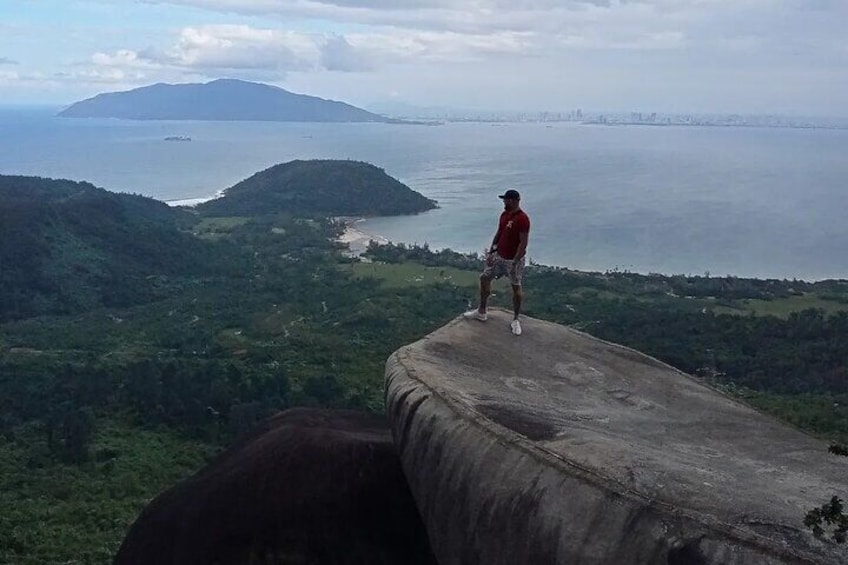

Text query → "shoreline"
[334,223,847,283]
[165,189,225,207]
[160,204,845,282]
[333,217,389,257]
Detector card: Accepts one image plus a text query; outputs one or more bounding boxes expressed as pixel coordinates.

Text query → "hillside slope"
[0,175,225,320]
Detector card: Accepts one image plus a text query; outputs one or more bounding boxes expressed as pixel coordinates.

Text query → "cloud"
[152,25,316,71]
[342,29,534,64]
[0,69,53,87]
[91,49,157,69]
[138,0,848,55]
[73,26,319,85]
[84,0,848,73]
[0,57,19,65]
[137,0,609,34]
[73,22,536,84]
[320,35,374,72]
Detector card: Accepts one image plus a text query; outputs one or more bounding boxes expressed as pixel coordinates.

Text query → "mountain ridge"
[58,79,394,122]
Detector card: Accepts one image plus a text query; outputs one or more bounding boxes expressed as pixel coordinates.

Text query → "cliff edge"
[386,309,847,564]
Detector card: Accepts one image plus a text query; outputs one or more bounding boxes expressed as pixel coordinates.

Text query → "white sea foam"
[166,189,225,207]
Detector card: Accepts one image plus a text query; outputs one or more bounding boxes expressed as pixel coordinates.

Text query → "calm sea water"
[2,107,846,280]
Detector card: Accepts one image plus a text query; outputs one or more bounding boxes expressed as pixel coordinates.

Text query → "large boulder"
[114,408,435,565]
[386,309,847,564]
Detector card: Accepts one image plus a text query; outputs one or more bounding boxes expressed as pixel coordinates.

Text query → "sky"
[1,0,847,116]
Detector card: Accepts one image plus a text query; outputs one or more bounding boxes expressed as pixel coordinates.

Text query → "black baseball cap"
[498,189,520,200]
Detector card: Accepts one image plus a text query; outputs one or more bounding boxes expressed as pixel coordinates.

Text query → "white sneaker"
[511,319,522,335]
[463,309,488,321]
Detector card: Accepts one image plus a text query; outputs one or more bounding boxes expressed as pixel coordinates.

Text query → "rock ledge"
[386,310,846,564]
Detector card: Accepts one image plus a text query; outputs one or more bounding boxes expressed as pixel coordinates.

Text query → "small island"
[196,159,437,218]
[164,135,191,142]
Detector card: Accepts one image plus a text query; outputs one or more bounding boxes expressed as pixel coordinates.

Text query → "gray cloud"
[320,35,375,72]
[141,0,848,48]
[80,22,534,81]
[0,57,19,65]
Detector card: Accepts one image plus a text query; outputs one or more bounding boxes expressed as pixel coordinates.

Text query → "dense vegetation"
[0,175,235,321]
[2,173,847,562]
[197,159,437,217]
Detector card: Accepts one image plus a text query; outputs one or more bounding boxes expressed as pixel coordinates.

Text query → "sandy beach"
[159,203,387,258]
[334,217,389,257]
[165,189,226,207]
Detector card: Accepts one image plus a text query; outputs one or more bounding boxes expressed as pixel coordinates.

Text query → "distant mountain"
[0,175,226,320]
[58,79,393,122]
[197,160,437,218]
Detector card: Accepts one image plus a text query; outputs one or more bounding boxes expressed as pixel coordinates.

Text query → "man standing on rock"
[464,189,530,335]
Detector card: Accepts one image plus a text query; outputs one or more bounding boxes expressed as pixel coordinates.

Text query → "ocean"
[1,106,846,281]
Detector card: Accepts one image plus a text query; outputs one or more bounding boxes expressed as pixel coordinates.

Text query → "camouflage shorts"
[481,255,525,286]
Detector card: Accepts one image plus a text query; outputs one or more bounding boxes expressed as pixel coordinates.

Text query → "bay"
[1,106,846,280]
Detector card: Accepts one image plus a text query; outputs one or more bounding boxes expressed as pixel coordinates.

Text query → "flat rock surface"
[386,310,847,564]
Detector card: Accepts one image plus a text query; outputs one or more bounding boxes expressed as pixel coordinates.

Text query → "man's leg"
[464,270,494,321]
[509,284,524,335]
[508,259,524,335]
[479,276,492,313]
[511,284,523,319]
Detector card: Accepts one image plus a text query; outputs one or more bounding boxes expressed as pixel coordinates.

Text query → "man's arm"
[512,231,529,263]
[489,229,501,253]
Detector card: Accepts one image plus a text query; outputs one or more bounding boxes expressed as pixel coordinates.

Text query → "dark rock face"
[114,408,435,565]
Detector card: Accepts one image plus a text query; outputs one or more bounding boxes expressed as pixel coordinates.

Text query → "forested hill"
[0,175,229,321]
[58,79,392,123]
[196,159,437,217]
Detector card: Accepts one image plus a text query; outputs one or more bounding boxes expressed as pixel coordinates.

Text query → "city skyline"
[1,1,847,118]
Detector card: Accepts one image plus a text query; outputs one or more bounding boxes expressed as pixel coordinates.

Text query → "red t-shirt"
[496,209,530,260]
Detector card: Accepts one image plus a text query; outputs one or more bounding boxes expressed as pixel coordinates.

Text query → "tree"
[47,406,95,464]
[805,443,848,543]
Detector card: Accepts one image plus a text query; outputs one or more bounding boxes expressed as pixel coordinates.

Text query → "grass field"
[345,261,480,289]
[192,217,250,238]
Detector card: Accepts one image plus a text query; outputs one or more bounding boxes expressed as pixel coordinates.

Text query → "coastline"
[161,195,389,259]
[334,217,389,258]
[165,189,225,207]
